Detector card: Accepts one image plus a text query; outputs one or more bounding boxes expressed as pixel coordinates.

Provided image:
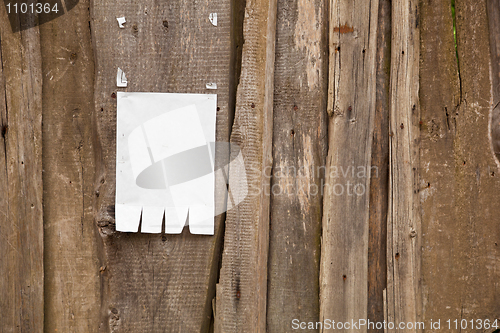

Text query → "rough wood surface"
[419,0,462,329]
[419,0,500,328]
[266,0,328,330]
[91,0,231,331]
[367,0,390,330]
[320,0,379,327]
[39,1,103,332]
[386,0,421,331]
[488,0,500,161]
[214,0,277,330]
[0,7,44,332]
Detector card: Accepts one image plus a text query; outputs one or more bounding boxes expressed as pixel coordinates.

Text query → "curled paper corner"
[209,13,218,26]
[117,68,128,87]
[117,17,126,28]
[206,82,217,90]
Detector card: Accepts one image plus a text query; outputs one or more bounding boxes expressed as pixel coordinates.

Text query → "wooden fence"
[1,0,499,332]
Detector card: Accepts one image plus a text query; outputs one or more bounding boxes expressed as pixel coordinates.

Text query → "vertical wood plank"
[367,0,391,330]
[420,0,500,328]
[488,0,500,160]
[419,0,462,329]
[453,0,500,319]
[214,0,277,330]
[266,0,328,330]
[320,0,379,328]
[386,0,421,331]
[91,0,231,331]
[0,7,44,332]
[39,1,103,332]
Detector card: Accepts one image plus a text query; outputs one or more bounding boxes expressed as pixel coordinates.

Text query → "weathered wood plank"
[367,0,391,330]
[91,0,231,331]
[0,7,44,332]
[214,0,277,330]
[39,1,103,332]
[488,0,500,160]
[266,0,328,330]
[320,0,379,327]
[428,0,500,325]
[420,0,500,329]
[386,0,421,331]
[419,0,462,329]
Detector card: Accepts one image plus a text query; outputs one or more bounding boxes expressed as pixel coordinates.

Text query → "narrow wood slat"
[488,1,500,160]
[266,0,328,330]
[91,0,231,330]
[386,1,421,331]
[0,8,44,332]
[419,0,462,328]
[39,1,103,332]
[320,0,379,327]
[214,0,277,330]
[367,0,391,330]
[421,0,500,326]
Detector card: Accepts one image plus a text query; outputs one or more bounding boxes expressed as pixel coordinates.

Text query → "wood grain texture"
[488,0,500,161]
[39,1,103,332]
[424,0,500,326]
[320,0,379,327]
[419,0,462,330]
[266,0,328,330]
[91,0,231,331]
[0,6,44,332]
[386,1,421,331]
[367,0,390,330]
[214,0,277,330]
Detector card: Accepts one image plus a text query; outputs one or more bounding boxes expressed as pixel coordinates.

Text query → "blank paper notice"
[115,92,217,235]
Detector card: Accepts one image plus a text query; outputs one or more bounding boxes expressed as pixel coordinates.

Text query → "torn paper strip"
[206,82,217,90]
[116,92,247,235]
[117,17,126,28]
[209,13,217,26]
[117,68,127,87]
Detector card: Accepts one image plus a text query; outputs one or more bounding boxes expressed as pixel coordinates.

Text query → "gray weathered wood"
[367,0,391,330]
[266,0,328,330]
[91,0,231,331]
[320,0,379,327]
[386,0,421,331]
[451,0,500,320]
[420,0,500,329]
[39,1,103,332]
[214,0,277,330]
[0,7,44,332]
[488,0,500,161]
[419,0,462,329]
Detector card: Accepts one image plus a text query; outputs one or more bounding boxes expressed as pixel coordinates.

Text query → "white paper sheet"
[116,92,217,234]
